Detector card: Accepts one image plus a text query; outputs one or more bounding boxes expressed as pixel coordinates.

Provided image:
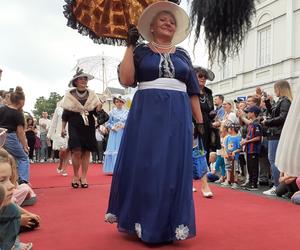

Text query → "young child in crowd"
[215,125,228,183]
[240,106,262,191]
[0,148,33,250]
[207,152,225,182]
[221,123,242,189]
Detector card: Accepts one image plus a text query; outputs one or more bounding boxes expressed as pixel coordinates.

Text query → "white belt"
[138,78,187,92]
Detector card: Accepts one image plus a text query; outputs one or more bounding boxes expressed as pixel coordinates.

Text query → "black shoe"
[80,178,89,188]
[246,185,258,191]
[18,179,28,185]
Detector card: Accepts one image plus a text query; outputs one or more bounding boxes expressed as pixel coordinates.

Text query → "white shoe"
[215,179,222,183]
[263,186,276,196]
[231,183,239,189]
[56,168,62,174]
[61,171,68,177]
[202,191,213,198]
[30,160,34,164]
[192,187,197,192]
[40,159,45,163]
[221,181,231,187]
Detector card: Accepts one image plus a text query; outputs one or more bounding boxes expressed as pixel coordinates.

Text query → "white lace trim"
[135,223,142,238]
[175,224,189,240]
[104,213,117,223]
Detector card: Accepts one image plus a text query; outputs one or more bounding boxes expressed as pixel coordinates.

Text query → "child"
[207,152,221,182]
[0,148,33,250]
[240,106,262,190]
[221,123,242,189]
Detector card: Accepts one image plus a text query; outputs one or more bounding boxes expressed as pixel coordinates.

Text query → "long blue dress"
[103,108,128,173]
[106,44,200,243]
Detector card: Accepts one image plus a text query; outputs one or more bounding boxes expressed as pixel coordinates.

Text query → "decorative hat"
[113,95,126,104]
[138,1,190,45]
[68,68,94,87]
[193,66,215,81]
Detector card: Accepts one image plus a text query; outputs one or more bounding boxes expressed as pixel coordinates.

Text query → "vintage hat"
[113,95,126,104]
[193,66,215,81]
[245,105,261,115]
[68,68,94,87]
[138,1,190,45]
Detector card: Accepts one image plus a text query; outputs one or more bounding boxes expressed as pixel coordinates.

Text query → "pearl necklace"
[151,41,174,50]
[76,89,88,99]
[150,41,174,54]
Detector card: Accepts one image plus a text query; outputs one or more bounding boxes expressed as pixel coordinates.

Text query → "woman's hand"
[127,25,139,47]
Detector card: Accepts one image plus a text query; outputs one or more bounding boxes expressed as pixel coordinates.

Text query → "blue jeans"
[268,140,280,187]
[4,133,30,182]
[40,133,48,161]
[207,172,220,182]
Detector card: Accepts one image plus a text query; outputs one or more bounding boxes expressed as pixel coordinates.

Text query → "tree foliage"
[32,92,63,118]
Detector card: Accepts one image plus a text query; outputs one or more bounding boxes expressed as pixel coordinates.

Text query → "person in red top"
[240,106,262,190]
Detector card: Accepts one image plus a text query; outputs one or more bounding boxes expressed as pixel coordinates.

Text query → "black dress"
[62,94,98,152]
[198,86,215,158]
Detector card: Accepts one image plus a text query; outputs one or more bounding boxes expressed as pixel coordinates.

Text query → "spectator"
[92,125,107,164]
[0,86,30,184]
[25,117,36,164]
[221,123,242,189]
[262,80,292,196]
[39,111,51,163]
[240,106,262,191]
[0,148,33,250]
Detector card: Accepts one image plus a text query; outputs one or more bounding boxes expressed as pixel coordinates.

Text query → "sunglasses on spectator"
[197,74,206,79]
[77,77,88,81]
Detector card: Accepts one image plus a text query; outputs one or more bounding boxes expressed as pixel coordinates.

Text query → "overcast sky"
[0,0,207,114]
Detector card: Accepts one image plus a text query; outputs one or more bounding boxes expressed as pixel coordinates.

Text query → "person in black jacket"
[261,80,292,196]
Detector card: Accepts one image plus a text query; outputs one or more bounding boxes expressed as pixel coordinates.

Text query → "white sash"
[138,78,187,92]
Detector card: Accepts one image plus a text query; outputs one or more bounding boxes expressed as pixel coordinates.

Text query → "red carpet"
[21,163,300,250]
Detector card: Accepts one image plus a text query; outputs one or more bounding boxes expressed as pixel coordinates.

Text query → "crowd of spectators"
[203,80,300,204]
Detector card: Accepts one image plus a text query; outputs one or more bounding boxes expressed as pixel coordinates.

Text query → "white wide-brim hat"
[138,1,190,45]
[68,68,94,87]
[113,95,126,104]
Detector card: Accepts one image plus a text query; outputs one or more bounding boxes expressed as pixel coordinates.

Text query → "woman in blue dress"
[103,96,128,174]
[105,1,204,244]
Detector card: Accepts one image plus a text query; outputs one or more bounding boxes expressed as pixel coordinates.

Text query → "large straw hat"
[68,68,94,87]
[138,1,190,45]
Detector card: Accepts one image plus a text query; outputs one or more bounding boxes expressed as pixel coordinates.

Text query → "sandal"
[71,179,80,188]
[20,242,33,250]
[80,178,89,188]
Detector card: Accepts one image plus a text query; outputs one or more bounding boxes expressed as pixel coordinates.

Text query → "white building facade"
[209,0,300,100]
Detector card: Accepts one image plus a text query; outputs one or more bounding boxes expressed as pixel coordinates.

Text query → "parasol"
[63,0,161,46]
[74,55,120,91]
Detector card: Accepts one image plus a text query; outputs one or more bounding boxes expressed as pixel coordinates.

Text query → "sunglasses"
[77,77,88,81]
[197,74,206,79]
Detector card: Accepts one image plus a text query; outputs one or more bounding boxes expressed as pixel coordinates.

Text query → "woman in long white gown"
[276,85,300,176]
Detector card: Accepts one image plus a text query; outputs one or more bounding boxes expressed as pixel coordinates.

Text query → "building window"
[257,26,271,67]
[222,59,232,79]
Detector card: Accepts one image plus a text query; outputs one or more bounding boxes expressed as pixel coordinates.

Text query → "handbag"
[97,109,109,125]
[192,138,208,180]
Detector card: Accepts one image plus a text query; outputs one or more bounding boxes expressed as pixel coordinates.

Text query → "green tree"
[32,92,63,118]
